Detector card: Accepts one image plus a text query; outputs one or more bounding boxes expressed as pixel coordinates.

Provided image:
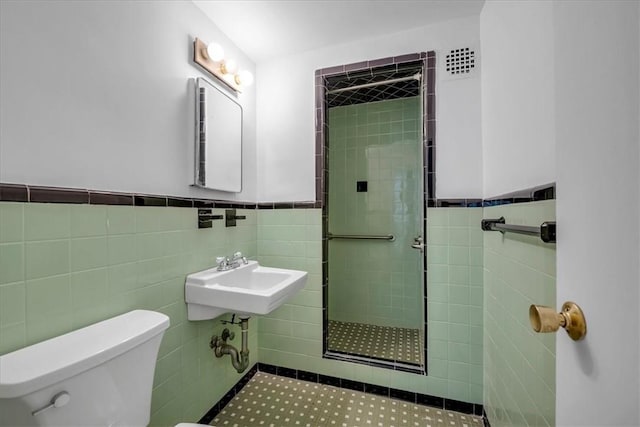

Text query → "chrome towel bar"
[327,233,395,242]
[481,217,556,243]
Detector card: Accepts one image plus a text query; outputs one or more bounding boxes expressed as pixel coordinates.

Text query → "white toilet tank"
[0,310,170,426]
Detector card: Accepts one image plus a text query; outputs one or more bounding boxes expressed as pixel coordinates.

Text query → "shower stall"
[319,58,430,372]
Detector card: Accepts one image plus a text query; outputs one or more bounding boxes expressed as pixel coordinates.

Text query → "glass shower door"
[326,95,424,370]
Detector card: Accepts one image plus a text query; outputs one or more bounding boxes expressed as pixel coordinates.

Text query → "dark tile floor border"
[198,362,488,424]
[197,363,259,424]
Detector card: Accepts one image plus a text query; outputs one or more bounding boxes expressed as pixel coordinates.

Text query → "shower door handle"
[411,236,424,252]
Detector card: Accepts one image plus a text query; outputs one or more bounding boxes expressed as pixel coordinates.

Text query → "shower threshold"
[327,320,424,373]
[325,350,424,374]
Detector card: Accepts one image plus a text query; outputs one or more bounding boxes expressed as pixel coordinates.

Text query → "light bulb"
[206,43,224,62]
[221,58,237,75]
[235,70,254,87]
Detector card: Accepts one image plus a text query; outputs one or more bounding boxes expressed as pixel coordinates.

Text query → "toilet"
[0,310,207,426]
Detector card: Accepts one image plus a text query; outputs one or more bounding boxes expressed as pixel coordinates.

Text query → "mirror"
[194,77,242,192]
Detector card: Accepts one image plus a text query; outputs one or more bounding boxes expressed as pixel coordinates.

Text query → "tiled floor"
[211,372,482,427]
[327,320,423,366]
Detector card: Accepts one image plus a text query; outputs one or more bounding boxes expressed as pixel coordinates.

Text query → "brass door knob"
[529,302,587,341]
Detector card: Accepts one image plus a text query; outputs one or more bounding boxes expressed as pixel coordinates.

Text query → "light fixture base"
[194,38,243,93]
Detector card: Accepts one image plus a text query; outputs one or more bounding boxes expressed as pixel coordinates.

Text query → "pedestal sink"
[185,261,307,320]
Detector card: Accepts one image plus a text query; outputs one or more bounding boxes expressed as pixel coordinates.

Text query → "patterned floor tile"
[211,372,482,427]
[327,320,423,366]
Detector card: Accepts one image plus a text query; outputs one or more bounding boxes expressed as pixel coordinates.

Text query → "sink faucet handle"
[216,256,228,269]
[231,251,248,265]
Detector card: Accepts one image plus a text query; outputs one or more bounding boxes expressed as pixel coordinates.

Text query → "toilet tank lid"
[0,310,170,398]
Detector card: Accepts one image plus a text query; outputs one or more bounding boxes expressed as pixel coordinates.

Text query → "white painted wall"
[0,0,256,201]
[480,1,555,199]
[437,73,483,199]
[555,1,640,425]
[256,16,482,202]
[481,1,640,424]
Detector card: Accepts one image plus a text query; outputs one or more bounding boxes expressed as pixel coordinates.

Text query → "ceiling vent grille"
[445,47,476,76]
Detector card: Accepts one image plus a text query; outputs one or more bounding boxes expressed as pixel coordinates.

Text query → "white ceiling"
[192,0,485,63]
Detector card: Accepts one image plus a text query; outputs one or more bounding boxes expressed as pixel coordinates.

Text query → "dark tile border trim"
[29,186,89,204]
[0,183,554,211]
[89,192,134,206]
[314,53,435,208]
[197,363,259,424]
[324,350,423,374]
[134,195,167,207]
[0,184,28,202]
[257,201,323,209]
[431,198,484,208]
[483,409,492,426]
[0,183,317,210]
[315,52,434,376]
[482,183,555,207]
[427,183,556,208]
[252,363,485,417]
[196,364,488,424]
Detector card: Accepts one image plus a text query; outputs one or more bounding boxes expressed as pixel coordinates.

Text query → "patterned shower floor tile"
[211,372,482,427]
[327,320,423,366]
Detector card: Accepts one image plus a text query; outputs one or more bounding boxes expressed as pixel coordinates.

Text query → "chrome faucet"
[216,251,249,271]
[230,251,248,267]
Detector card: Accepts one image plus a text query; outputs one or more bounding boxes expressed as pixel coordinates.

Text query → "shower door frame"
[315,52,437,375]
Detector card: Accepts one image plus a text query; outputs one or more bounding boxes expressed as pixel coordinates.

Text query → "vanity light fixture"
[235,69,254,86]
[207,42,225,61]
[194,38,253,93]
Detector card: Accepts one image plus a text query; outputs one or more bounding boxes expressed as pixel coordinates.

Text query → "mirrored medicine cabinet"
[194,77,243,192]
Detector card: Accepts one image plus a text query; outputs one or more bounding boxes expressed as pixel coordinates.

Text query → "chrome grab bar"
[327,233,395,242]
[481,217,556,243]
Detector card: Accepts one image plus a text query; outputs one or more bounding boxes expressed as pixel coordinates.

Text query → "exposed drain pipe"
[210,316,250,373]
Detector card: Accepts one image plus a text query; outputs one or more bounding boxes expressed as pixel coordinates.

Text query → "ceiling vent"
[444,47,477,79]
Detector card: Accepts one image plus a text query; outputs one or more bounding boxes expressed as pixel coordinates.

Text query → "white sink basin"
[185,261,308,320]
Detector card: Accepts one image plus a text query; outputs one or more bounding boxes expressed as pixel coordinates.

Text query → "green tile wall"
[483,201,556,427]
[327,97,423,329]
[0,202,258,427]
[257,208,482,405]
[1,199,553,422]
[427,207,484,404]
[257,209,324,366]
